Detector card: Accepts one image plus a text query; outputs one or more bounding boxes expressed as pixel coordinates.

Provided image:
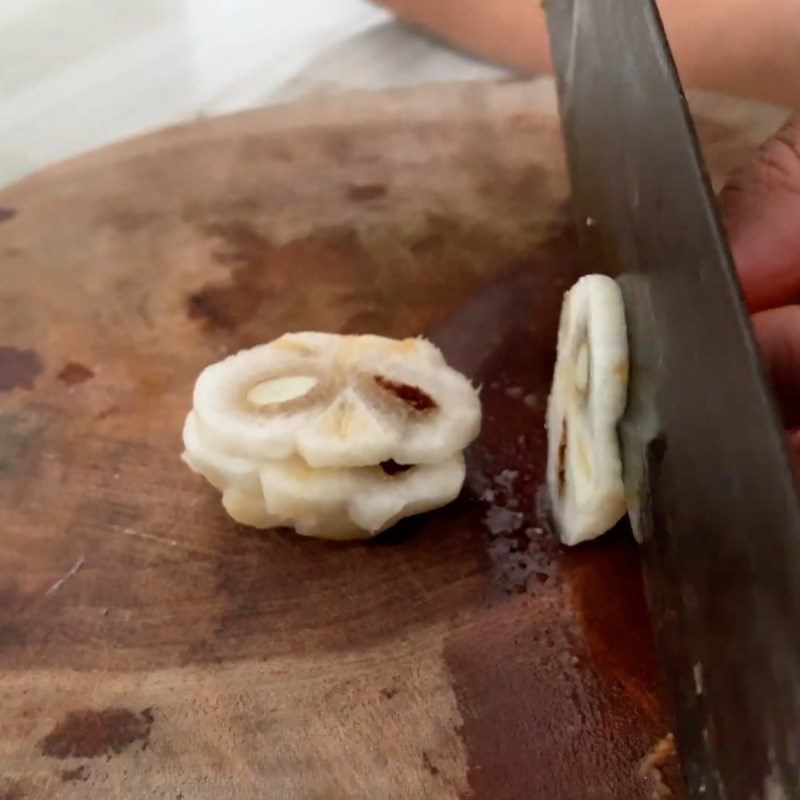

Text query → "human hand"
[719,116,800,458]
[377,0,800,108]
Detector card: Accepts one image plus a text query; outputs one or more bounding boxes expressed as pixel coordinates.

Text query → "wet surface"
[430,226,675,799]
[0,220,675,797]
[0,219,677,797]
[40,708,154,759]
[0,347,42,392]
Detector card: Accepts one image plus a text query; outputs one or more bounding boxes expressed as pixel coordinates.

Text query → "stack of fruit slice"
[183,332,482,540]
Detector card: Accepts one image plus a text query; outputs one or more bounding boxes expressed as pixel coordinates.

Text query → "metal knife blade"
[545,1,800,797]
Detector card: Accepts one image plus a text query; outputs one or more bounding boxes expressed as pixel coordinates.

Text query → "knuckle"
[756,116,800,195]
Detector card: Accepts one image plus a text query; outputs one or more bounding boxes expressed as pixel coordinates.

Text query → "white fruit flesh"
[222,487,285,529]
[546,275,628,545]
[296,387,396,468]
[183,332,480,539]
[193,337,333,461]
[192,332,481,468]
[258,454,465,538]
[247,375,318,405]
[182,412,261,495]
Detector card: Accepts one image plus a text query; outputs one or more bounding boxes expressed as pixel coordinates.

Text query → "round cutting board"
[0,82,769,800]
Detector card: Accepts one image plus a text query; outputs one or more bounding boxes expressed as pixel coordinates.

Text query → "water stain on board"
[346,183,387,202]
[186,221,270,330]
[96,208,158,234]
[0,347,43,392]
[0,408,47,483]
[186,212,547,348]
[40,708,154,758]
[57,362,94,386]
[61,765,89,783]
[422,751,440,776]
[183,222,362,335]
[0,778,25,800]
[0,207,17,225]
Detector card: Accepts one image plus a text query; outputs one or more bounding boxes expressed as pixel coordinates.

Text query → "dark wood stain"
[97,208,158,233]
[185,211,545,349]
[40,708,154,758]
[187,223,376,337]
[347,183,387,202]
[422,751,440,776]
[0,207,17,225]
[0,347,43,391]
[321,131,356,165]
[185,220,272,331]
[0,408,47,483]
[0,780,24,800]
[57,362,94,385]
[60,765,90,782]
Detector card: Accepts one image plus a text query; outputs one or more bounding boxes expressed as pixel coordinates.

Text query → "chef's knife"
[545,1,800,797]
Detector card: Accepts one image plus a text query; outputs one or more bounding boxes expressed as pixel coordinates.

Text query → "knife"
[544,1,800,797]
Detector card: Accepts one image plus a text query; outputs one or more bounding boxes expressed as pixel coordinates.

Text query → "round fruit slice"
[192,333,336,462]
[258,454,466,539]
[182,411,261,495]
[545,275,628,545]
[221,487,285,529]
[191,332,481,468]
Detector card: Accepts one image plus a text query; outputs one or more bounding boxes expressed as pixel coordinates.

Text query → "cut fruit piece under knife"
[546,275,629,545]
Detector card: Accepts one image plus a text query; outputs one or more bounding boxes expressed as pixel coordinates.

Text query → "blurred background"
[2,0,795,189]
[0,0,515,188]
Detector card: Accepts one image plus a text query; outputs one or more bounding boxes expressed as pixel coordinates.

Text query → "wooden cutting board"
[0,81,775,800]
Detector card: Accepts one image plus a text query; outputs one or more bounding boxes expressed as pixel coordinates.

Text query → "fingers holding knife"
[719,115,800,455]
[720,116,800,312]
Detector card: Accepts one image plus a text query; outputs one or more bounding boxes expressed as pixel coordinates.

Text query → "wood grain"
[0,82,768,799]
